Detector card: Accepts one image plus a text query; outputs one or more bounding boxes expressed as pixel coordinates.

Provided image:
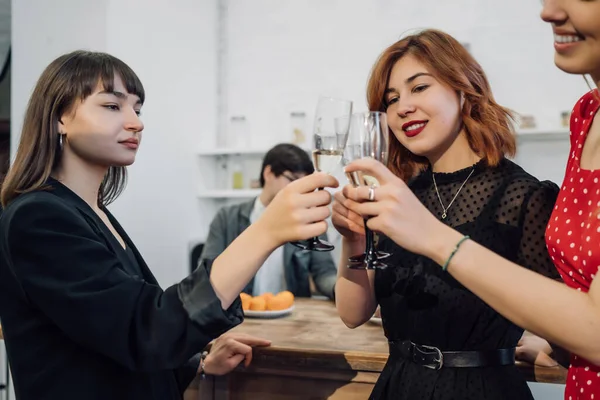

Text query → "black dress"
[371,158,561,400]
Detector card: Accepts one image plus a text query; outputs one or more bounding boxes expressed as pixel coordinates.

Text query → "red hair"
[367,29,516,180]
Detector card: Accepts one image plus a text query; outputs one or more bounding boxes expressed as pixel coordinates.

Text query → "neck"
[52,149,108,211]
[428,129,481,173]
[258,190,273,207]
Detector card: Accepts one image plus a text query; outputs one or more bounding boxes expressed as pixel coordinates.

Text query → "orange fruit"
[260,292,274,302]
[240,293,252,311]
[267,291,294,311]
[249,296,267,311]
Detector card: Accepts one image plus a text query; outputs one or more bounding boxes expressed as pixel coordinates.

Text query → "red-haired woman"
[333,29,560,399]
[341,1,600,398]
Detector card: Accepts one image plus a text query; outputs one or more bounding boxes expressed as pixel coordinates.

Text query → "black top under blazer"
[0,179,243,400]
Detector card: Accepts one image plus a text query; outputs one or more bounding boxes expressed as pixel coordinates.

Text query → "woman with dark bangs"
[333,29,561,399]
[0,50,338,399]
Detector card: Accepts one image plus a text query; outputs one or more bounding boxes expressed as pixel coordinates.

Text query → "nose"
[125,108,144,133]
[540,0,567,25]
[394,96,416,119]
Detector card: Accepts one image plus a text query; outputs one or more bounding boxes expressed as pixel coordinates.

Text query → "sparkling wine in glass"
[291,96,352,252]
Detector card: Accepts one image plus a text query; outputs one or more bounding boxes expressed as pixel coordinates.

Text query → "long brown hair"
[367,29,516,180]
[1,50,145,207]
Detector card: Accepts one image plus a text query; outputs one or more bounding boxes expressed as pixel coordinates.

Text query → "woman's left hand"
[515,332,558,367]
[202,332,271,375]
[342,158,445,258]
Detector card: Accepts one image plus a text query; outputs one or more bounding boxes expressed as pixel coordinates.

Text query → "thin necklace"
[432,167,476,220]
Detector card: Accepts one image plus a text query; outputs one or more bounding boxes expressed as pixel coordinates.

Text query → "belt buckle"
[413,342,444,370]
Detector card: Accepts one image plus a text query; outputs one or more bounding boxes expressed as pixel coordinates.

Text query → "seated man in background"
[200,143,337,299]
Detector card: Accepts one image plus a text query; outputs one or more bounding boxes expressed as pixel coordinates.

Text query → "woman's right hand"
[257,172,339,247]
[332,188,366,243]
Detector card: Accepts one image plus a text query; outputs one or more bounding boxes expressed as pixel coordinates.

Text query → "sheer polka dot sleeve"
[517,180,561,279]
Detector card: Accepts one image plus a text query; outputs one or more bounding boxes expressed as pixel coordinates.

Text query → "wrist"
[247,219,280,253]
[343,236,366,256]
[425,223,465,267]
[343,235,365,247]
[199,351,210,378]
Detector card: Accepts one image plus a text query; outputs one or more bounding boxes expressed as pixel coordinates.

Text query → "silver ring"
[368,186,375,201]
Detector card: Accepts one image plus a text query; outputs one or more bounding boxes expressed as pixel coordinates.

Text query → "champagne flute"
[340,111,390,269]
[291,96,352,252]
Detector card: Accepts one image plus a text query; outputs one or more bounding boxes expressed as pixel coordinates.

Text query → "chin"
[554,54,598,76]
[112,157,136,167]
[402,141,434,158]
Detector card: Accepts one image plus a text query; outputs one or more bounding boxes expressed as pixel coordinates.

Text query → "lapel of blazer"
[46,178,158,285]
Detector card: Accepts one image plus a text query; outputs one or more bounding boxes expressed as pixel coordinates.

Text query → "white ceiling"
[0,0,9,70]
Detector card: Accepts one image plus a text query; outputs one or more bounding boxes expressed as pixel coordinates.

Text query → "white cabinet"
[514,129,570,186]
[196,145,310,200]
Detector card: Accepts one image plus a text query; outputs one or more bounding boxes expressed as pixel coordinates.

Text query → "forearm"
[430,225,600,364]
[335,237,377,328]
[210,221,278,309]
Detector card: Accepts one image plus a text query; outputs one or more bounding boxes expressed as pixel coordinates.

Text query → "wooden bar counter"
[193,298,566,400]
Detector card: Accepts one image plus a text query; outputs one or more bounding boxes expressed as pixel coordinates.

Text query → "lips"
[402,120,428,138]
[119,138,139,149]
[552,30,585,54]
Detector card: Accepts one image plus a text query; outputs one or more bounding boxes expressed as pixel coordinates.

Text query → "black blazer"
[0,179,243,400]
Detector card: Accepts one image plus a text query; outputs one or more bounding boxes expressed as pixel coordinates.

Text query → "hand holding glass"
[291,96,352,251]
[340,111,390,269]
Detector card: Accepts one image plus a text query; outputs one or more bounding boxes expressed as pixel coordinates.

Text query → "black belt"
[388,340,515,370]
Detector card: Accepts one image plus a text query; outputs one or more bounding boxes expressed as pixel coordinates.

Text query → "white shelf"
[197,147,269,156]
[515,128,569,142]
[197,145,311,156]
[198,189,261,199]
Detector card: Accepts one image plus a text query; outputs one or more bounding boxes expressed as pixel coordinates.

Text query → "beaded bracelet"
[199,351,208,380]
[442,235,470,271]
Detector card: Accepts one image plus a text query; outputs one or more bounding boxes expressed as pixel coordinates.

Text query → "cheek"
[429,98,461,130]
[386,112,408,147]
[386,111,403,137]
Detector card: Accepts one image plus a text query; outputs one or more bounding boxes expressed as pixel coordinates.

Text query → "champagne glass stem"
[364,219,375,263]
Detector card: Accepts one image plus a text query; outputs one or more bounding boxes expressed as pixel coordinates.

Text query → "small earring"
[58,134,64,149]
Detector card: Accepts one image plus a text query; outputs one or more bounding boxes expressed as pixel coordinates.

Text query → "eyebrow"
[385,72,434,94]
[99,90,142,105]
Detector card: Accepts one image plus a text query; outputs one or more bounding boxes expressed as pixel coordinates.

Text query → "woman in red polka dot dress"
[547,89,600,399]
[340,1,600,399]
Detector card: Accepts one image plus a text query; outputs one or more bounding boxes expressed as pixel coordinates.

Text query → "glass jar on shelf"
[215,155,229,190]
[290,112,307,147]
[231,155,244,190]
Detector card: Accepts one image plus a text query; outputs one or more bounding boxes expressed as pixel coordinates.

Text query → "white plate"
[244,305,295,318]
[369,316,382,325]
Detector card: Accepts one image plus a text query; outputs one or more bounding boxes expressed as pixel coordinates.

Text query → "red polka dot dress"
[546,89,600,400]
